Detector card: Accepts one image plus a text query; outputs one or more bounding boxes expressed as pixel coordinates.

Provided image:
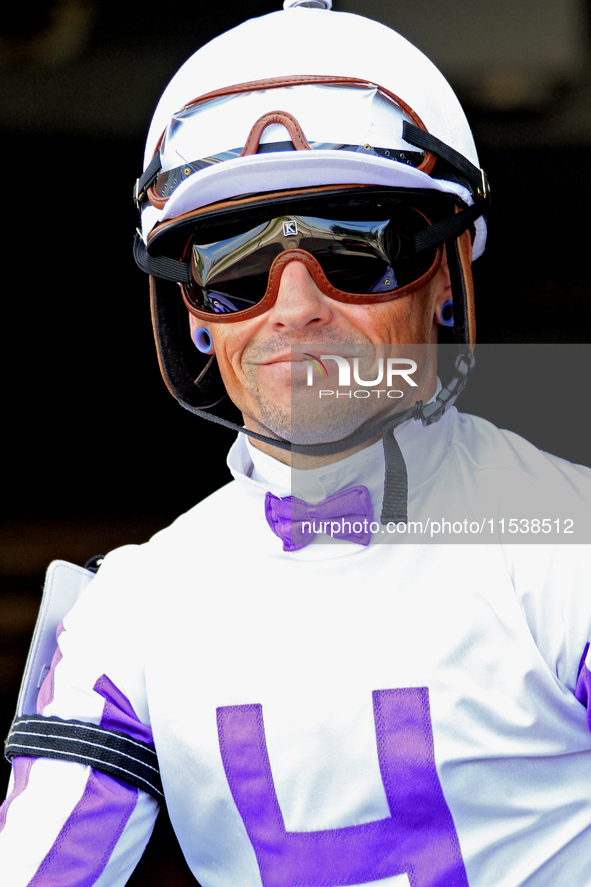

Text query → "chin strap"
[379,348,475,523]
[176,347,475,523]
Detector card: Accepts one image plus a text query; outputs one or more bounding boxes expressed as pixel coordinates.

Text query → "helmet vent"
[283,0,332,8]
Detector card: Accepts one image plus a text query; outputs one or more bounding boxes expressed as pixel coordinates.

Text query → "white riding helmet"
[138,3,486,252]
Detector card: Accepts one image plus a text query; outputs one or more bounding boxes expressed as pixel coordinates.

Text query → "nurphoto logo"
[302,353,328,377]
[305,355,418,399]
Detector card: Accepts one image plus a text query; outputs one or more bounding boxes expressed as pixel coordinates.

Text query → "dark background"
[1,1,591,883]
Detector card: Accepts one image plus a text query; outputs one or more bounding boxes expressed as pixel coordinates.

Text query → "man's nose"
[268,258,334,330]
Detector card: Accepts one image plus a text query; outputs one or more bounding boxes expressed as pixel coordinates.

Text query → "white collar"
[227,387,456,515]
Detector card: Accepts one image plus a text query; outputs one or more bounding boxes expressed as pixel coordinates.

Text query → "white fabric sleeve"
[0,545,161,886]
[0,757,159,887]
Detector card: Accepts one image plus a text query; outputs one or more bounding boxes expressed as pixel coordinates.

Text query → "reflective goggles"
[136,79,432,211]
[181,205,441,323]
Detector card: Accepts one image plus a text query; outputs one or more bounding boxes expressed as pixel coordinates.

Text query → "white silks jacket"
[2,405,591,887]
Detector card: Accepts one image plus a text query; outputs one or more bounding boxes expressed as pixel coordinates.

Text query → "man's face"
[189,247,455,456]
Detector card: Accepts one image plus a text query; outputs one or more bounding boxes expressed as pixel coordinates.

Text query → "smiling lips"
[258,352,319,366]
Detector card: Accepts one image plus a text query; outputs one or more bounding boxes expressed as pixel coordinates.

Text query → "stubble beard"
[240,333,413,446]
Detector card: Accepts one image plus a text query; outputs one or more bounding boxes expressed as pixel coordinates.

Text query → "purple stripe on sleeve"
[93,674,155,745]
[575,642,591,732]
[2,623,65,834]
[25,675,156,886]
[37,623,65,715]
[0,757,36,835]
[28,770,137,887]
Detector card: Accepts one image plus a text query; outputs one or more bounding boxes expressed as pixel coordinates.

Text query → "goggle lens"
[184,208,437,317]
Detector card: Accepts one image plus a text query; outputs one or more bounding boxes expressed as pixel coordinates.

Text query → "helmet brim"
[142,149,487,260]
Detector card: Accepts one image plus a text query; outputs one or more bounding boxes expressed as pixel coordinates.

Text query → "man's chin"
[251,397,398,448]
[242,359,421,451]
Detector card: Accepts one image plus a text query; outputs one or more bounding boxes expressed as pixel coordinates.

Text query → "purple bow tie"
[265,486,374,551]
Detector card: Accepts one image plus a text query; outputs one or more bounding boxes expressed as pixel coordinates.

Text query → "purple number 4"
[217,687,468,887]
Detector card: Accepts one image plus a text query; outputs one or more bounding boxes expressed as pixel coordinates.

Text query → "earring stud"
[437,300,454,327]
[192,327,214,354]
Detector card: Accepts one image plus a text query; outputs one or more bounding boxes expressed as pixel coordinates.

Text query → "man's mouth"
[256,351,317,366]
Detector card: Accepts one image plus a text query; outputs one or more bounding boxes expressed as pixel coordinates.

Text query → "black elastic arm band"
[5,715,163,801]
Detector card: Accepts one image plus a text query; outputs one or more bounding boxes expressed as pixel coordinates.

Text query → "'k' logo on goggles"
[181,205,441,323]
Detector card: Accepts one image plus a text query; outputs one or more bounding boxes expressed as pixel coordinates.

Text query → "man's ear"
[188,313,215,355]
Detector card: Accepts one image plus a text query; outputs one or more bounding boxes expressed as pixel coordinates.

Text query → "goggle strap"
[134,234,192,284]
[402,122,489,199]
[413,199,487,254]
[134,153,162,207]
